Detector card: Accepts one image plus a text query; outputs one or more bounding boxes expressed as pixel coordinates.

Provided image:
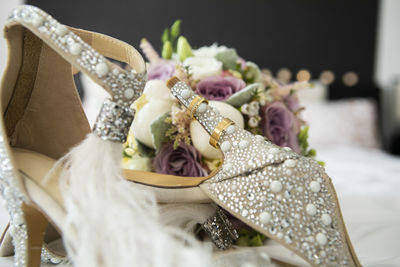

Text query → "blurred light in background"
[277,68,292,83]
[342,71,359,87]
[296,69,311,82]
[319,70,335,85]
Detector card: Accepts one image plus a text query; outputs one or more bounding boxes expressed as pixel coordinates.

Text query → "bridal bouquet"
[124,20,318,173]
[123,21,319,245]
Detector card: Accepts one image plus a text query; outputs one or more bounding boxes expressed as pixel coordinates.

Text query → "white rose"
[183,56,222,80]
[142,79,175,102]
[190,101,244,159]
[131,80,175,148]
[193,43,228,58]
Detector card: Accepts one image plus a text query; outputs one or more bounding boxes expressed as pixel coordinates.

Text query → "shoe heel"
[23,204,49,267]
[8,202,48,267]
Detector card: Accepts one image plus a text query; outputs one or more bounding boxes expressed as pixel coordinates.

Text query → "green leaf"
[243,61,262,83]
[249,234,264,247]
[306,149,316,157]
[177,36,193,61]
[170,19,181,41]
[150,112,171,151]
[225,83,262,108]
[298,126,310,155]
[215,48,239,70]
[317,160,326,167]
[135,139,155,158]
[162,41,173,59]
[235,236,251,246]
[161,28,169,43]
[234,228,267,247]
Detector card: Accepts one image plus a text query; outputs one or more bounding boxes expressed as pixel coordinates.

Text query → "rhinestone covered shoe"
[0,5,146,267]
[158,77,361,267]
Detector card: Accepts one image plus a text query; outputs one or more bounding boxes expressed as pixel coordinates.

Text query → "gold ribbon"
[209,118,234,148]
[187,95,208,120]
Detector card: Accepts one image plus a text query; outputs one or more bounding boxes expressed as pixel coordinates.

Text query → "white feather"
[55,134,212,267]
[159,203,216,233]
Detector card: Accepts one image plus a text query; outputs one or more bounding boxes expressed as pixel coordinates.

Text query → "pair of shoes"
[0,5,361,267]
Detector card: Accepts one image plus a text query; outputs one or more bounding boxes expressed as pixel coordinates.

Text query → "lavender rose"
[147,60,175,81]
[261,102,300,153]
[196,76,246,101]
[153,143,208,177]
[284,95,300,112]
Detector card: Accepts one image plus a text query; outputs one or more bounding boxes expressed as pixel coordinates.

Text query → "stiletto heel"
[21,203,48,267]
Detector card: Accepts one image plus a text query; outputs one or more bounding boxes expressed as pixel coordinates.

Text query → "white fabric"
[302,99,381,150]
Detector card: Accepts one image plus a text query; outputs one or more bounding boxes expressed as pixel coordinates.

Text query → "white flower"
[141,79,175,102]
[248,101,260,116]
[123,154,151,171]
[193,43,228,58]
[131,80,175,148]
[241,103,250,115]
[190,101,244,159]
[248,116,260,128]
[183,56,222,80]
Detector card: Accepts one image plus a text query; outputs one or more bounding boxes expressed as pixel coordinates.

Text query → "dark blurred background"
[28,0,378,98]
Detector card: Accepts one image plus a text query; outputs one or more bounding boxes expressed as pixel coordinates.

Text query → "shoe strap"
[167,77,225,137]
[167,77,299,180]
[6,5,146,108]
[69,27,145,75]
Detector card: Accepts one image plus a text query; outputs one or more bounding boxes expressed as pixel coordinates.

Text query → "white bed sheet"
[317,146,400,266]
[0,145,399,266]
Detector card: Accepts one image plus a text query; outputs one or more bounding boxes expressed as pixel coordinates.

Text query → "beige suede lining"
[4,29,42,138]
[3,25,90,159]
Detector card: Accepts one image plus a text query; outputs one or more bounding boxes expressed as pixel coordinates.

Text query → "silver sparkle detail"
[201,208,239,250]
[93,99,134,143]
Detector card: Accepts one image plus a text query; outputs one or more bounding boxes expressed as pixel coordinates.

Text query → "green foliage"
[161,19,192,60]
[215,48,239,70]
[243,61,262,83]
[150,112,171,151]
[225,83,262,108]
[177,36,193,61]
[298,126,325,166]
[235,228,267,247]
[170,19,181,41]
[161,28,169,43]
[135,139,155,158]
[298,126,310,155]
[162,41,173,59]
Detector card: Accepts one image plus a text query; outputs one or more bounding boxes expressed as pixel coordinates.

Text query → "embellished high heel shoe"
[122,76,362,267]
[0,5,189,267]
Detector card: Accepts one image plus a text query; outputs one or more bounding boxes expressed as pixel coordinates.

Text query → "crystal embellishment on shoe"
[7,5,146,108]
[40,246,65,265]
[7,5,146,144]
[0,137,28,267]
[167,77,360,266]
[201,208,239,250]
[93,99,135,142]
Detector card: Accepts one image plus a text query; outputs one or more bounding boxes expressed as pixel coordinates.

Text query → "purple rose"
[285,95,300,112]
[148,60,175,81]
[153,143,208,177]
[196,76,246,101]
[261,102,300,153]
